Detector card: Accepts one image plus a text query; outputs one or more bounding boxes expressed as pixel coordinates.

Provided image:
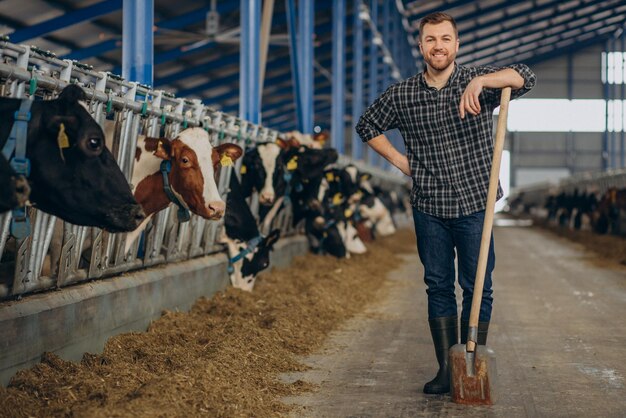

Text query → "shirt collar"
[419,62,459,89]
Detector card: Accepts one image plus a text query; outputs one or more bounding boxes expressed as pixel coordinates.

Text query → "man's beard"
[424,51,456,71]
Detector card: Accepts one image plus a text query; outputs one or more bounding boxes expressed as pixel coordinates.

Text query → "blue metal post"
[300,0,315,134]
[352,0,364,161]
[619,28,626,168]
[240,0,261,123]
[286,0,303,130]
[382,0,390,90]
[122,0,154,85]
[331,0,346,155]
[603,40,610,171]
[610,37,616,169]
[368,0,378,165]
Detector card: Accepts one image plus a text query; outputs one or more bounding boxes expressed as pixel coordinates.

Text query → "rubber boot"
[460,319,490,345]
[423,316,458,394]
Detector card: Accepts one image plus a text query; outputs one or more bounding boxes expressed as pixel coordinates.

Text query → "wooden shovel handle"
[467,87,512,332]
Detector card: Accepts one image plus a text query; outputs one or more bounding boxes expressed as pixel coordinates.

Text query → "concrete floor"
[282,225,626,417]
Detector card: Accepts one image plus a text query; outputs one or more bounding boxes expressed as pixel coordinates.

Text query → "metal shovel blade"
[449,343,497,405]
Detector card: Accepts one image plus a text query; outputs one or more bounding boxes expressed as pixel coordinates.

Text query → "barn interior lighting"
[373,35,383,46]
[314,125,322,133]
[383,54,393,64]
[411,49,419,58]
[392,70,401,79]
[358,4,370,21]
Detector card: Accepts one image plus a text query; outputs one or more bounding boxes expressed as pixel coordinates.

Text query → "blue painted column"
[331,0,346,155]
[122,0,153,85]
[240,0,261,123]
[299,0,315,134]
[619,28,626,168]
[367,0,379,165]
[603,39,610,171]
[382,0,390,90]
[286,0,303,130]
[352,0,364,161]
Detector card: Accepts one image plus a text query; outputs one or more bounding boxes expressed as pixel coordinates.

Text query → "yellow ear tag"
[220,154,233,167]
[344,208,353,218]
[287,156,298,171]
[333,193,343,206]
[57,123,70,149]
[325,172,335,182]
[240,164,247,175]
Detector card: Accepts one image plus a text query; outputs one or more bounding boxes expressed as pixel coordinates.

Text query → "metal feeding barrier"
[0,39,407,301]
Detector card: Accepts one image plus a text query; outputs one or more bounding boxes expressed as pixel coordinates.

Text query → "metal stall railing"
[0,39,293,300]
[0,39,408,302]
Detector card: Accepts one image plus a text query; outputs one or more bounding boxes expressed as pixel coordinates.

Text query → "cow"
[132,129,242,219]
[593,187,626,235]
[301,166,368,258]
[0,85,144,232]
[124,128,243,252]
[0,155,29,213]
[358,192,397,238]
[239,142,338,227]
[221,172,281,291]
[240,141,288,207]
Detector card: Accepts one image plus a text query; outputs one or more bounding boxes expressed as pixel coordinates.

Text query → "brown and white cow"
[124,128,242,251]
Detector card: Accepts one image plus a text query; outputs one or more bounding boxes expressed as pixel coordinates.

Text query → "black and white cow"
[0,155,29,213]
[0,85,144,232]
[240,142,338,228]
[221,173,281,291]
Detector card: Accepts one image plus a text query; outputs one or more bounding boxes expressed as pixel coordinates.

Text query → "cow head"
[285,146,339,181]
[142,128,242,219]
[0,156,30,213]
[14,85,145,232]
[240,142,286,205]
[226,228,281,292]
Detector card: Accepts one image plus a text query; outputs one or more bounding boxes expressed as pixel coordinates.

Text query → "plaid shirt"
[356,63,536,218]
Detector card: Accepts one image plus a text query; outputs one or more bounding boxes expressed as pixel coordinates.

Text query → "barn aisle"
[283,225,626,417]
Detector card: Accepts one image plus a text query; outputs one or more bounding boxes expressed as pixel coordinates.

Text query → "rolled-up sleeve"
[355,87,398,143]
[505,63,536,100]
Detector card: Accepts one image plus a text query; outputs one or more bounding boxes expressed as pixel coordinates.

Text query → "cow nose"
[207,200,225,219]
[259,191,275,205]
[13,176,30,206]
[131,205,146,225]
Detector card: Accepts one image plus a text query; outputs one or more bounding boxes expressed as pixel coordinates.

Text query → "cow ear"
[215,143,243,164]
[155,139,172,160]
[47,116,78,135]
[276,138,289,149]
[57,84,86,103]
[265,229,281,248]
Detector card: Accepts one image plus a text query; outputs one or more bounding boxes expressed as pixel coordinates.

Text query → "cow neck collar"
[1,98,33,239]
[227,234,265,273]
[159,160,191,223]
[282,162,303,203]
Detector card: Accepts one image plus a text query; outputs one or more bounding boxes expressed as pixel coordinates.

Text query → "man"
[355,12,536,395]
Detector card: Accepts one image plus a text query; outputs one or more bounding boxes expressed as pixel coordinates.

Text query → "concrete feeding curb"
[0,235,308,386]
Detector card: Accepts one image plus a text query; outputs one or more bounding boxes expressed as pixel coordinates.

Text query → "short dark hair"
[419,12,458,40]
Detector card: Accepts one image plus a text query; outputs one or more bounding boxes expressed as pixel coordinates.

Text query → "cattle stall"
[0,39,408,385]
[507,168,626,235]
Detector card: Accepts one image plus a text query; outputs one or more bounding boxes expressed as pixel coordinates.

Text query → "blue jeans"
[412,208,494,321]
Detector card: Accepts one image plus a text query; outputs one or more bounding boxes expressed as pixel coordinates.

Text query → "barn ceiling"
[0,0,624,132]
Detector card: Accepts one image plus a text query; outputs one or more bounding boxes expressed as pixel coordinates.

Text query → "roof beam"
[462,0,617,48]
[474,22,619,67]
[406,0,529,33]
[459,10,626,65]
[9,0,122,43]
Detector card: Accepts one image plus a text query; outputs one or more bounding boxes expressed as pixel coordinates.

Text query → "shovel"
[449,87,511,405]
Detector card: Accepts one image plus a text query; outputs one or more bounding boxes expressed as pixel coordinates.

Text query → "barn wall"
[0,235,308,386]
[509,44,606,187]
